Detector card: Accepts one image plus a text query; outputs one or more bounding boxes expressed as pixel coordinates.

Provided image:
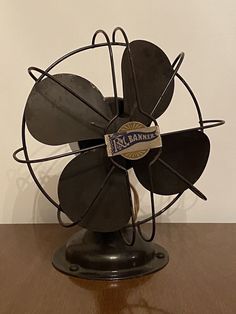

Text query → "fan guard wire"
[13,27,225,241]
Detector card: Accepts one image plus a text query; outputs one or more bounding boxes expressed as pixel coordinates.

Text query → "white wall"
[0,0,235,223]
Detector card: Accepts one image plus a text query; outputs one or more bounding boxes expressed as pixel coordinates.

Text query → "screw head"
[156,252,165,259]
[69,264,79,271]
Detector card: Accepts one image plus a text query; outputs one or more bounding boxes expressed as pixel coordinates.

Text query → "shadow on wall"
[157,193,198,223]
[12,171,59,223]
[4,144,73,224]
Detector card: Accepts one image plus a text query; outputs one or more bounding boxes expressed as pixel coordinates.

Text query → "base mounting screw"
[156,252,165,259]
[69,264,79,271]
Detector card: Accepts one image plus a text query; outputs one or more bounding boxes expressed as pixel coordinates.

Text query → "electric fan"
[13,27,224,280]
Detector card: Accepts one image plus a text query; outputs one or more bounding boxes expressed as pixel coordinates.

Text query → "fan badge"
[104,121,162,160]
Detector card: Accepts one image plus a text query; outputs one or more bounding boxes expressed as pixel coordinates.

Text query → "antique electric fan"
[13,27,224,280]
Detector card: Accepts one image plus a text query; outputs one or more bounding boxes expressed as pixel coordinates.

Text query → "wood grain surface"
[0,224,235,314]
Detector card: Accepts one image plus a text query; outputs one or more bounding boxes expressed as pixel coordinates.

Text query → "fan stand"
[52,228,168,280]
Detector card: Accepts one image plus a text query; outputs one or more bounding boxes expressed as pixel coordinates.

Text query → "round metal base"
[52,229,169,280]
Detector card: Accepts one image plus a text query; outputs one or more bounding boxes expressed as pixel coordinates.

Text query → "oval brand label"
[104,121,162,160]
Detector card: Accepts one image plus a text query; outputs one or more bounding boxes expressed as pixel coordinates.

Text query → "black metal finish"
[13,27,225,280]
[58,148,132,232]
[52,228,169,280]
[111,28,161,242]
[25,73,112,145]
[133,130,210,196]
[104,97,130,133]
[122,40,174,125]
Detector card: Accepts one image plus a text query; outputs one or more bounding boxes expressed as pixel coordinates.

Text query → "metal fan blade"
[133,130,210,196]
[58,147,132,232]
[122,40,174,124]
[25,74,112,145]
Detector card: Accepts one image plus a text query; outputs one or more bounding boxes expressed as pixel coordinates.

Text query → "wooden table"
[0,224,235,314]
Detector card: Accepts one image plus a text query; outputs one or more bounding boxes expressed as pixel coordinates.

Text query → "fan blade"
[25,74,112,145]
[157,158,207,200]
[122,40,174,125]
[58,147,132,232]
[133,130,210,196]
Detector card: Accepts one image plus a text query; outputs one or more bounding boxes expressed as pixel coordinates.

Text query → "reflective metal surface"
[53,228,168,280]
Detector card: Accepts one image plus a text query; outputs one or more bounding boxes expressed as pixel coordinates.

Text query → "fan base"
[52,228,169,280]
